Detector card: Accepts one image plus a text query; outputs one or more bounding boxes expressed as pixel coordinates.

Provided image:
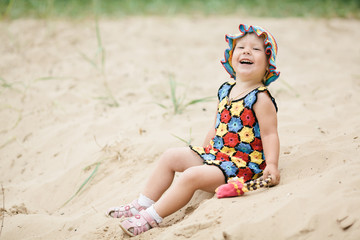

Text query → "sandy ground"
[0,16,360,240]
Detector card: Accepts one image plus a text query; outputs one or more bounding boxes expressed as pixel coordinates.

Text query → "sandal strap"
[139,210,158,228]
[119,210,158,236]
[131,199,145,212]
[120,215,149,236]
[107,199,145,218]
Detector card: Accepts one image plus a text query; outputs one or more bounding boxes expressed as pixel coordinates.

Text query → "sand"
[0,16,360,240]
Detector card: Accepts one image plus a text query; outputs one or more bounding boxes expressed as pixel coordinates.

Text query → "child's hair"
[221,24,280,86]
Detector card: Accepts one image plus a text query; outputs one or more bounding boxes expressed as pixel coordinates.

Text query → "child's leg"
[118,164,225,236]
[142,147,203,202]
[107,147,202,218]
[153,165,225,218]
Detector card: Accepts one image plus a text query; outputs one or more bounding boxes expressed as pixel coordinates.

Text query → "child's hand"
[263,163,280,186]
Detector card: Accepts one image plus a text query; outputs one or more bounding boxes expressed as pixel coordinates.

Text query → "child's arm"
[202,103,218,147]
[253,92,280,185]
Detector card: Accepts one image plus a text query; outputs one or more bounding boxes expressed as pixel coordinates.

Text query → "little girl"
[107,24,281,237]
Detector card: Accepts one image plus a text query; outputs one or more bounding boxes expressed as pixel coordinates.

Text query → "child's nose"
[242,47,251,55]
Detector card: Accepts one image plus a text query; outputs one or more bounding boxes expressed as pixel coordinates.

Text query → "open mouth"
[240,60,253,65]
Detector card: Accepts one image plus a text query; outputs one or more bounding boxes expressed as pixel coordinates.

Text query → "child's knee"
[160,148,177,161]
[159,147,200,172]
[179,167,200,186]
[158,148,179,167]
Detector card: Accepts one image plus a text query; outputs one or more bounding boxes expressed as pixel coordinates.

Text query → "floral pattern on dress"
[223,132,240,148]
[253,122,261,138]
[240,108,256,127]
[239,126,255,143]
[235,142,252,154]
[216,152,230,161]
[215,113,221,128]
[216,123,228,137]
[213,136,224,150]
[228,117,242,133]
[218,84,232,101]
[229,100,244,116]
[220,161,238,177]
[190,81,277,182]
[220,109,231,124]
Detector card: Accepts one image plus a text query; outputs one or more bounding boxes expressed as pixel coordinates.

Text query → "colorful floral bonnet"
[221,24,280,86]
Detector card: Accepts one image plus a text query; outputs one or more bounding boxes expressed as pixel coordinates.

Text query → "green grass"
[61,161,100,208]
[0,77,12,89]
[1,0,359,19]
[171,128,193,145]
[79,16,119,107]
[155,75,214,115]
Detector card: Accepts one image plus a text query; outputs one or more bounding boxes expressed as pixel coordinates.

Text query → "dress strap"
[217,81,235,101]
[256,87,278,112]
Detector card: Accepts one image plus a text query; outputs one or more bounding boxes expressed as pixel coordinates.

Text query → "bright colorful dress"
[190,81,277,182]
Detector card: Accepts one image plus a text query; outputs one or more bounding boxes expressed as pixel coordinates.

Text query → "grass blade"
[155,76,215,114]
[0,77,12,88]
[171,133,191,145]
[171,128,193,145]
[279,78,300,97]
[154,102,168,109]
[61,161,100,208]
[169,77,179,113]
[184,96,215,107]
[95,17,105,74]
[79,51,98,69]
[0,137,16,150]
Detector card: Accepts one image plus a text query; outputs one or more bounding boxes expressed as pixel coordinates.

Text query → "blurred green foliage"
[1,0,359,19]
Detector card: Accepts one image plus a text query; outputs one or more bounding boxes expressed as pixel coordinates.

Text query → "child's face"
[231,33,268,83]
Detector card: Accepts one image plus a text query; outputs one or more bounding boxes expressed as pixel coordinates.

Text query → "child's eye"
[237,46,244,49]
[253,48,260,51]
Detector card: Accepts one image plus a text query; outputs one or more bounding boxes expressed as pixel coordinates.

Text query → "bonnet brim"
[221,24,280,86]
